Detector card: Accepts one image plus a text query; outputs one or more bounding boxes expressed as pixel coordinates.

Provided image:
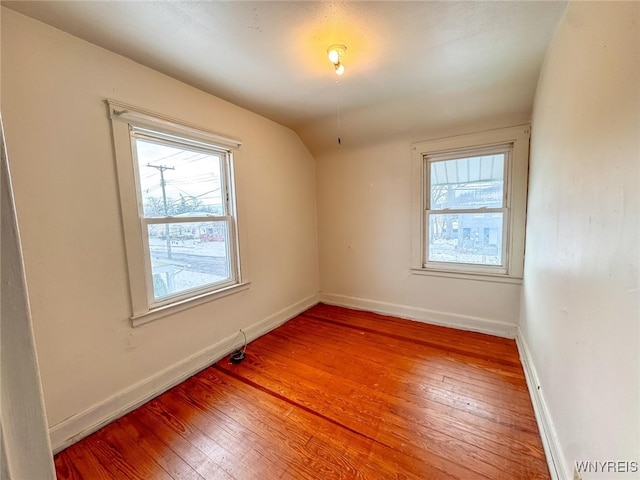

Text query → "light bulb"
[335,63,345,76]
[328,49,340,64]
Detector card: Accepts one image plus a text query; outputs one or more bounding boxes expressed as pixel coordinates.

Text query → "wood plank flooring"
[55,304,550,479]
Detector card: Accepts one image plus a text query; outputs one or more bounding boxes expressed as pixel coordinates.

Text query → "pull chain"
[336,78,342,151]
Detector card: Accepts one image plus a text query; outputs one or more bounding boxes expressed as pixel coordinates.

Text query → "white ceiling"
[3,1,566,155]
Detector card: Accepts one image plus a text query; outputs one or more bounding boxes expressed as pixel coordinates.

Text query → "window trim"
[411,125,530,282]
[107,99,248,325]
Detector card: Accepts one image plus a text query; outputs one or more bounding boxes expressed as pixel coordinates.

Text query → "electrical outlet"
[573,466,583,480]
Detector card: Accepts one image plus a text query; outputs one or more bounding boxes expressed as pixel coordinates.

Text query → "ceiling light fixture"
[327,44,346,76]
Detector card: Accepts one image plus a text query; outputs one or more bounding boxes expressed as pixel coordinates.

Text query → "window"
[411,125,530,281]
[108,100,247,325]
[426,145,510,272]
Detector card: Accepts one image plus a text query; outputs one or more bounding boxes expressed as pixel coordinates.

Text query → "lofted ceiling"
[2,1,566,155]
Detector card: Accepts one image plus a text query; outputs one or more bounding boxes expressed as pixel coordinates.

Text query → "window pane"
[430,154,504,210]
[135,138,225,217]
[427,212,503,266]
[147,221,232,300]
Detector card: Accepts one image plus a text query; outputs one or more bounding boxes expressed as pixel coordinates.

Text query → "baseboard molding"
[319,292,518,338]
[49,293,319,453]
[516,330,568,480]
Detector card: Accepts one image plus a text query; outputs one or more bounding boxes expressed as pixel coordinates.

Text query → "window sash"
[424,208,509,274]
[129,133,233,220]
[140,216,238,307]
[425,144,512,211]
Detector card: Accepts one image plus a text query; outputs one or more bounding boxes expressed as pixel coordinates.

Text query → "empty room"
[1,1,638,479]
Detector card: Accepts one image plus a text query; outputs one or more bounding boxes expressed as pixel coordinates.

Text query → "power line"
[147,164,175,260]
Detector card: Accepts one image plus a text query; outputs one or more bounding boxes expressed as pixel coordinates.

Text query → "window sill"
[131,281,251,327]
[410,268,522,285]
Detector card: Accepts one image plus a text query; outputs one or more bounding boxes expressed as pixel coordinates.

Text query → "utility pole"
[147,164,175,260]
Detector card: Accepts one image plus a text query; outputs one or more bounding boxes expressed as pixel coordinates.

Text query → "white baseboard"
[319,292,518,338]
[516,330,568,480]
[49,293,319,453]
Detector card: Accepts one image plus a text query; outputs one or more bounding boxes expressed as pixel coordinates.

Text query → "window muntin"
[424,145,512,274]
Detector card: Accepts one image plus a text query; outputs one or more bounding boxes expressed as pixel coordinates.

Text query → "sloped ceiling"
[2,1,566,155]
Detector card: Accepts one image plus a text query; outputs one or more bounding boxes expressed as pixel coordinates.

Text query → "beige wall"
[316,125,529,335]
[1,8,319,448]
[522,2,639,477]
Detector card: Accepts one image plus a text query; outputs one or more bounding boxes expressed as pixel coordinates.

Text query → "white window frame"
[411,125,530,283]
[108,100,249,325]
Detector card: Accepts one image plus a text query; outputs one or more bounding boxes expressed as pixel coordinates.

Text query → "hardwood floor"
[55,304,550,479]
